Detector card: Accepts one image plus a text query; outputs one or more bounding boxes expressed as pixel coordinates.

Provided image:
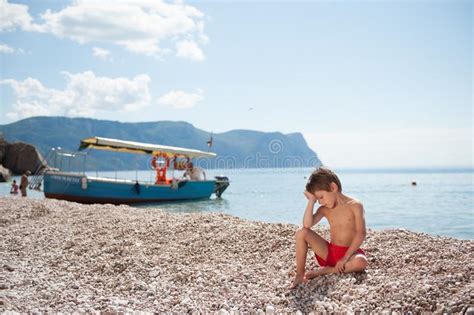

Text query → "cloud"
[92,47,111,60]
[1,71,151,120]
[158,89,204,109]
[0,0,26,31]
[176,40,205,61]
[0,43,14,54]
[0,0,208,60]
[0,0,39,32]
[0,42,25,54]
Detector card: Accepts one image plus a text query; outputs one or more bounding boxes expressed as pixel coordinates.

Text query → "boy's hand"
[303,191,317,203]
[335,257,349,273]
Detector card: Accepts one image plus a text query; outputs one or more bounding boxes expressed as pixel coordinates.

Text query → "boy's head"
[306,167,342,193]
[306,167,342,208]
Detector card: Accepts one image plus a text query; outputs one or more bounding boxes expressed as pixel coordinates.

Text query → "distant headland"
[0,116,321,171]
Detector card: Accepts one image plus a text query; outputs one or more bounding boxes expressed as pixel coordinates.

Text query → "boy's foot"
[305,267,330,280]
[288,275,307,289]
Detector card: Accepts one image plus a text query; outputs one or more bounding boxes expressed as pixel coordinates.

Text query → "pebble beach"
[1,197,473,313]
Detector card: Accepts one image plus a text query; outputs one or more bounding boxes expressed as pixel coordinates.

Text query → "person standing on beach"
[290,167,368,289]
[20,171,30,197]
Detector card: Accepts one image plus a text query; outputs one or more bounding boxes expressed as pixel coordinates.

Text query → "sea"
[1,168,473,240]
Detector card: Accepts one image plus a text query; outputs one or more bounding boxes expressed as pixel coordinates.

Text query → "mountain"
[0,116,321,171]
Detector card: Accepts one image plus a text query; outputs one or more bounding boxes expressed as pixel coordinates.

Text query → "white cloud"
[1,71,151,120]
[0,0,40,32]
[176,40,205,61]
[0,43,14,54]
[158,89,204,109]
[26,0,207,60]
[92,47,111,60]
[0,0,26,31]
[0,42,25,54]
[0,0,208,60]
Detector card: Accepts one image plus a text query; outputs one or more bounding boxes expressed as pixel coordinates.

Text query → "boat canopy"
[78,137,217,158]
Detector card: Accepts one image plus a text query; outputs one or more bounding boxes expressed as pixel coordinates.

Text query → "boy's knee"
[295,227,311,239]
[352,255,368,270]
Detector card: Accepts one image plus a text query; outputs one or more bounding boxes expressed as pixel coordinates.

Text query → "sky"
[0,0,472,168]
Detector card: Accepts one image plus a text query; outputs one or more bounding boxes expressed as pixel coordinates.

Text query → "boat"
[36,137,229,204]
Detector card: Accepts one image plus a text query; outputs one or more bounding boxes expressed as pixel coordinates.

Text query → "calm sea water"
[1,168,472,239]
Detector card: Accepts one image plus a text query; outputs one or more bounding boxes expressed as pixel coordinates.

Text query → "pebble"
[181,297,192,306]
[392,303,402,309]
[265,305,275,314]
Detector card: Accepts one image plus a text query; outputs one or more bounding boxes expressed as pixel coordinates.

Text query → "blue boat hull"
[43,172,217,204]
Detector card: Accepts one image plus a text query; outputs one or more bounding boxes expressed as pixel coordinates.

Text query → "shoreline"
[1,194,471,241]
[1,197,473,312]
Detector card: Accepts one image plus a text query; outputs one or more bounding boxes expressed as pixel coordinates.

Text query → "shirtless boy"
[290,167,368,289]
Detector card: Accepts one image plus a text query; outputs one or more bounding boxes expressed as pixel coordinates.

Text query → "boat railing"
[41,147,211,186]
[28,148,57,190]
[41,147,88,174]
[30,147,86,190]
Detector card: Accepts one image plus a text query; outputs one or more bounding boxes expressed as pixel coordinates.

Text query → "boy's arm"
[302,201,315,228]
[302,191,325,228]
[336,202,367,272]
[311,207,325,227]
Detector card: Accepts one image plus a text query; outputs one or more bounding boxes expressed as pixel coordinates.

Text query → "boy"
[290,167,368,289]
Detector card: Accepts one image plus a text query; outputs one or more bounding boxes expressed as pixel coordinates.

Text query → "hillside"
[0,117,321,171]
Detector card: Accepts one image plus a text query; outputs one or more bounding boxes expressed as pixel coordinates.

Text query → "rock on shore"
[0,197,472,313]
[0,140,47,175]
[0,165,11,182]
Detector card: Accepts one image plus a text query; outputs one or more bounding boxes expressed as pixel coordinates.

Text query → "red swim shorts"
[315,242,365,267]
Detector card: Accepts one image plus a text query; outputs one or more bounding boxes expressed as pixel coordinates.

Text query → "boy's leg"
[295,227,329,273]
[306,253,368,279]
[305,266,336,278]
[290,227,328,288]
[341,253,368,273]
